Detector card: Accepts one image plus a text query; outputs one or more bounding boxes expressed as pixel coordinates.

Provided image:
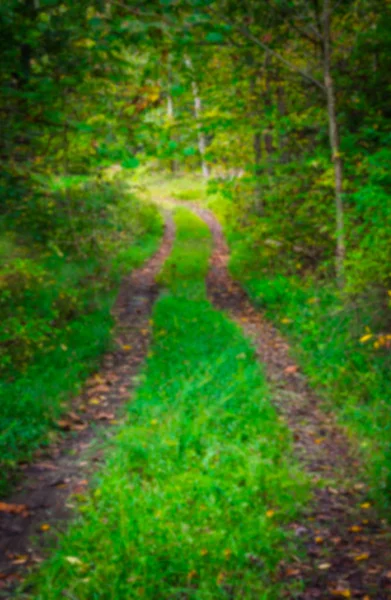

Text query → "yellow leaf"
[200,548,208,556]
[216,572,226,585]
[122,345,132,351]
[360,502,371,509]
[40,523,50,531]
[330,589,351,598]
[359,334,373,343]
[354,552,370,561]
[266,510,275,518]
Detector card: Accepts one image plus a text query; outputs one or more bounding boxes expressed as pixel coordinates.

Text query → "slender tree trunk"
[166,92,178,174]
[253,131,263,214]
[263,56,274,163]
[276,83,288,163]
[247,53,263,212]
[323,0,345,284]
[184,56,210,179]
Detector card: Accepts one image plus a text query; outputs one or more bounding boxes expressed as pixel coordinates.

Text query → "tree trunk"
[184,56,210,179]
[263,56,274,163]
[323,0,345,285]
[253,131,263,214]
[167,92,178,174]
[277,84,288,163]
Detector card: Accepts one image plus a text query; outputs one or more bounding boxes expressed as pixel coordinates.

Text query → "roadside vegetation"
[0,174,162,494]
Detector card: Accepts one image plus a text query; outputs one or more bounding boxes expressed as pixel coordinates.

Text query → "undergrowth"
[24,208,309,599]
[0,176,162,494]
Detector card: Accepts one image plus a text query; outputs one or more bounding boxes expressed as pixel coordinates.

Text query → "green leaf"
[122,157,139,169]
[205,31,224,43]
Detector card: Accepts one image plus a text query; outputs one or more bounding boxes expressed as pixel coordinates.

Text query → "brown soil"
[0,214,174,597]
[193,206,391,600]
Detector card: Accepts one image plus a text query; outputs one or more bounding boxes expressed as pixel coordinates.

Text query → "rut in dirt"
[0,214,174,595]
[193,206,391,600]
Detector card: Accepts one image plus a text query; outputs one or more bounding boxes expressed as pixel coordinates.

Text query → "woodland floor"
[1,204,391,599]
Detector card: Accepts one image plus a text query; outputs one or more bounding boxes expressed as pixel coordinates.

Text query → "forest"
[1,0,391,598]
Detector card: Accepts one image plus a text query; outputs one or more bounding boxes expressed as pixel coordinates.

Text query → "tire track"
[194,205,391,600]
[0,213,174,595]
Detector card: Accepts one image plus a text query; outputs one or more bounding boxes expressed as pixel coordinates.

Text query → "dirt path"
[0,214,174,596]
[193,206,391,600]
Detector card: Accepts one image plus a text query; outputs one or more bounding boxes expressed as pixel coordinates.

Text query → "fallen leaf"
[76,423,89,431]
[361,502,371,509]
[65,556,83,566]
[40,523,50,532]
[359,334,373,343]
[285,567,300,577]
[216,572,226,585]
[12,555,28,565]
[96,412,115,420]
[331,537,342,544]
[354,552,370,561]
[88,384,109,395]
[67,411,83,423]
[349,525,362,533]
[318,562,331,570]
[0,501,27,515]
[88,398,101,405]
[315,536,323,544]
[330,589,351,598]
[56,419,72,430]
[266,510,275,518]
[284,365,298,375]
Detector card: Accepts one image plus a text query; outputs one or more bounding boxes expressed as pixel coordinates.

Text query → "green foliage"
[0,179,162,494]
[225,225,391,513]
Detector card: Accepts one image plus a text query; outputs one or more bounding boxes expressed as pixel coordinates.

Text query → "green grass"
[24,208,309,600]
[157,206,211,300]
[0,207,162,495]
